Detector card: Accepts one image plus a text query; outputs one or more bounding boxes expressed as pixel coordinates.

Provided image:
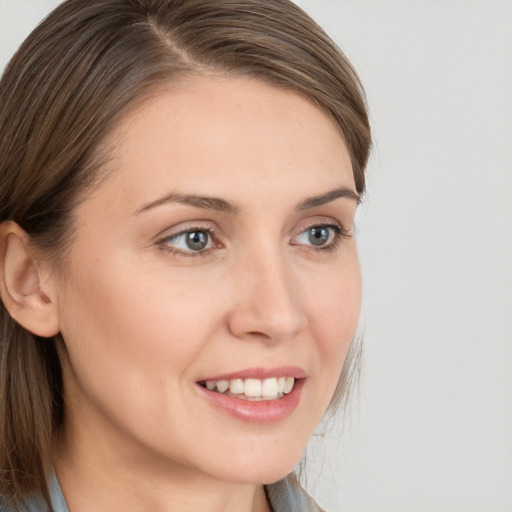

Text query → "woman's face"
[54,75,361,484]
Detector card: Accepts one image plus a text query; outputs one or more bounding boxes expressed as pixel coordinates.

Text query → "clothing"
[266,477,325,512]
[1,472,324,512]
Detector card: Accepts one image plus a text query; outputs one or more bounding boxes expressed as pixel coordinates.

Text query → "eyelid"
[293,218,351,239]
[155,220,217,242]
[290,218,352,251]
[156,222,221,257]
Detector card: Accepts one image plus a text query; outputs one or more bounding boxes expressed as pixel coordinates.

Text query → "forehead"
[90,74,354,211]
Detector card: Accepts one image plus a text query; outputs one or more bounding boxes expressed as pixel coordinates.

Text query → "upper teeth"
[205,377,295,401]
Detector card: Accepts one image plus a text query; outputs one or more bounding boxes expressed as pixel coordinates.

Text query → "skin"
[3,75,362,511]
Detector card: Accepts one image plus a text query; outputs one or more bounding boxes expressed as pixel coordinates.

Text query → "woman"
[0,0,371,510]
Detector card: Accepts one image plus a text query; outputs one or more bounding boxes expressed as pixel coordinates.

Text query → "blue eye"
[306,226,331,246]
[164,229,213,253]
[294,224,344,249]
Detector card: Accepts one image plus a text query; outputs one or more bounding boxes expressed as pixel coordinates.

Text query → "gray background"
[1,1,511,511]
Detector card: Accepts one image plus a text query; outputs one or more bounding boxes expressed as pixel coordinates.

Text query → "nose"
[226,249,308,343]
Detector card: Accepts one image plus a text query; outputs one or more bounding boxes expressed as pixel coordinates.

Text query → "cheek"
[57,254,225,405]
[312,257,361,350]
[56,254,235,458]
[306,255,362,397]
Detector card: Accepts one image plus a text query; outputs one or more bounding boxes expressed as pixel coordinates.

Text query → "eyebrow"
[134,192,240,215]
[134,186,359,216]
[296,187,360,210]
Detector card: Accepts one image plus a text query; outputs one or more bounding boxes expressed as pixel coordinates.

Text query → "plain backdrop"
[1,1,511,511]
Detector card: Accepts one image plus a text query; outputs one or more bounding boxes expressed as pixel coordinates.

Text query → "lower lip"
[197,379,304,424]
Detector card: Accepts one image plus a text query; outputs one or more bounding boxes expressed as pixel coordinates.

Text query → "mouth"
[196,367,306,423]
[198,376,296,401]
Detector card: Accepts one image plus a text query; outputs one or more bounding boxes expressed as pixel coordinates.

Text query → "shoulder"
[0,495,45,512]
[0,472,68,512]
[0,492,65,512]
[265,475,325,512]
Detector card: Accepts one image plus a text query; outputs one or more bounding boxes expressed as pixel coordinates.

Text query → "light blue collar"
[48,470,70,512]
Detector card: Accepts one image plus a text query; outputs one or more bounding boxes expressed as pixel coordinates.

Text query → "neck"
[53,424,272,512]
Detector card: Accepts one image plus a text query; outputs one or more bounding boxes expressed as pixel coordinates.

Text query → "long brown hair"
[0,0,371,507]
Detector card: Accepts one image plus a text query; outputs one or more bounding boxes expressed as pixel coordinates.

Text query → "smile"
[196,366,306,423]
[199,377,295,401]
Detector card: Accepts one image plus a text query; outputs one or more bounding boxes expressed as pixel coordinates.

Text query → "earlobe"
[0,221,60,338]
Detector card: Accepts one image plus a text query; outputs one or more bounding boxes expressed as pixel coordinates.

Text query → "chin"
[205,441,306,486]
[218,465,298,486]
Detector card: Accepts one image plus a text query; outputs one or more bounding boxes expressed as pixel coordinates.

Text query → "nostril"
[245,331,272,340]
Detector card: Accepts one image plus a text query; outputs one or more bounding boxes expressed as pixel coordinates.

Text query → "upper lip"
[198,366,306,382]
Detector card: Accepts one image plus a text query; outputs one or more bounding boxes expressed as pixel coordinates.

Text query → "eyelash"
[158,225,218,258]
[294,222,351,254]
[157,222,351,259]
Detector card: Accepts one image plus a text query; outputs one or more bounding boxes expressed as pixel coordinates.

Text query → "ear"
[0,221,60,337]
